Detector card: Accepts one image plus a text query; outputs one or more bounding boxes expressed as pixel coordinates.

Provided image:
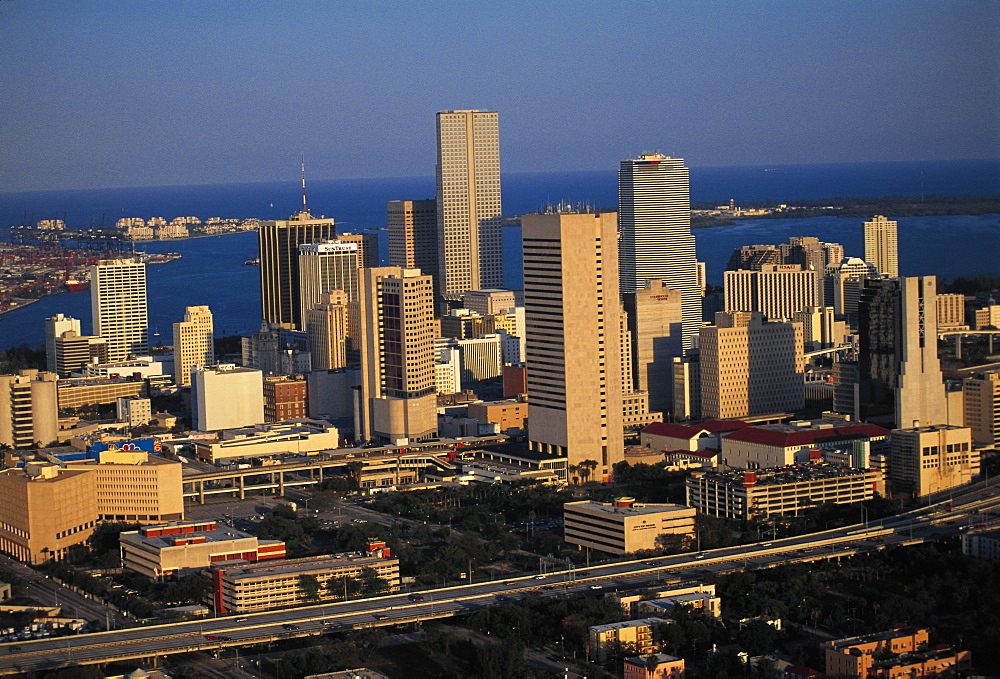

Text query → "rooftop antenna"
[301,152,309,215]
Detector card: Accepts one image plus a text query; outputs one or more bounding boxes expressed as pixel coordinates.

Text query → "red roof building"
[722,421,889,470]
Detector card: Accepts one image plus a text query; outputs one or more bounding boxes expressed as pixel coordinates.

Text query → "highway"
[0,479,995,675]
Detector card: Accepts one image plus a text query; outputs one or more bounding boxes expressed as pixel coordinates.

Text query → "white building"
[91,259,148,362]
[863,215,899,278]
[192,365,264,431]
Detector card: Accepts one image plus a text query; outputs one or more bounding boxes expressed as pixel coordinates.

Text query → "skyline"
[1,1,997,193]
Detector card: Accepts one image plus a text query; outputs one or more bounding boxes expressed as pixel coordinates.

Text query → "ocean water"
[1,159,998,351]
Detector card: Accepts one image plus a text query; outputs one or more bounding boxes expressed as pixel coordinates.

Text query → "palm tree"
[345,461,365,490]
[568,464,581,486]
[579,459,599,484]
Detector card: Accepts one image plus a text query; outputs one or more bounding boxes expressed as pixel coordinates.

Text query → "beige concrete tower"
[863,215,899,277]
[259,211,336,330]
[358,267,437,444]
[522,210,624,481]
[435,110,503,303]
[0,370,59,449]
[964,368,1000,447]
[91,258,148,362]
[173,305,215,387]
[724,265,820,321]
[624,280,684,414]
[699,311,805,419]
[388,199,438,280]
[305,291,350,371]
[44,314,80,374]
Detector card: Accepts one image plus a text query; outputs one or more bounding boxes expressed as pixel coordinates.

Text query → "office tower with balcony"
[357,267,437,444]
[522,210,625,481]
[173,306,215,387]
[863,215,899,278]
[91,259,148,363]
[618,154,701,351]
[259,211,336,330]
[435,110,503,304]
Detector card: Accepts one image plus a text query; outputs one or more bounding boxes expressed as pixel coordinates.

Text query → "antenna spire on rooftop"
[301,152,308,215]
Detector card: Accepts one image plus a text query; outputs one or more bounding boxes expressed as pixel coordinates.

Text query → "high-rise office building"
[435,110,503,303]
[858,276,947,428]
[44,314,80,374]
[297,241,360,323]
[173,306,215,388]
[698,311,805,420]
[863,215,899,278]
[52,332,107,378]
[305,291,349,371]
[336,232,379,269]
[91,258,148,363]
[964,368,1000,448]
[387,199,438,280]
[523,210,625,481]
[624,280,684,414]
[724,265,819,321]
[618,154,701,351]
[259,211,336,330]
[357,267,437,444]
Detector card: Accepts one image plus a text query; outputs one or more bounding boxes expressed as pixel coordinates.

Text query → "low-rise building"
[722,421,889,470]
[636,592,722,619]
[57,377,145,409]
[116,396,152,428]
[212,542,398,613]
[613,583,717,618]
[962,529,1000,561]
[589,617,668,663]
[263,376,308,423]
[822,627,971,678]
[120,521,286,579]
[623,652,685,679]
[686,462,883,520]
[62,449,183,523]
[466,399,528,433]
[641,420,750,454]
[193,420,341,463]
[564,498,695,555]
[0,463,97,563]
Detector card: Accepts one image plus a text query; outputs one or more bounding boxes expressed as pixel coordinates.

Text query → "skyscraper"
[523,210,624,482]
[387,199,438,280]
[173,305,215,387]
[857,276,946,428]
[44,314,80,374]
[624,280,684,414]
[435,110,503,304]
[618,154,701,351]
[91,258,148,362]
[357,267,437,444]
[259,211,336,330]
[724,265,819,321]
[305,291,349,371]
[863,215,899,278]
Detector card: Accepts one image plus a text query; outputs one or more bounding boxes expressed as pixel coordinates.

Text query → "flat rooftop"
[694,463,877,487]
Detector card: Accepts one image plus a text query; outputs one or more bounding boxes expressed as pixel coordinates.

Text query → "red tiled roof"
[642,422,702,438]
[723,423,890,448]
[699,419,752,433]
[667,449,718,459]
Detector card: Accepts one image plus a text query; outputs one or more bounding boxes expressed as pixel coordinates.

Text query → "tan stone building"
[624,280,684,414]
[305,291,350,371]
[523,211,625,481]
[0,370,59,449]
[212,545,398,613]
[724,265,820,321]
[57,377,144,409]
[564,498,695,555]
[63,450,183,523]
[173,305,215,387]
[823,627,970,678]
[936,293,967,330]
[699,311,804,420]
[358,267,437,444]
[889,424,978,497]
[589,617,668,662]
[466,399,528,432]
[0,464,97,563]
[863,215,899,278]
[964,368,1000,447]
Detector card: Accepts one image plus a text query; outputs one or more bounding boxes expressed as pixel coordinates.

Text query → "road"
[0,479,995,675]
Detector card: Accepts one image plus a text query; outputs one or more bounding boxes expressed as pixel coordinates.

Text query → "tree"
[345,461,365,490]
[359,566,390,595]
[298,574,321,601]
[644,652,661,674]
[579,459,599,484]
[329,574,362,599]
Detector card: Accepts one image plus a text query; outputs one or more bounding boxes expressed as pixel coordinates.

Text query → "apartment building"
[589,617,668,663]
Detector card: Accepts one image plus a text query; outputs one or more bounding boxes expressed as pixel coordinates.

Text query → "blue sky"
[1,0,997,192]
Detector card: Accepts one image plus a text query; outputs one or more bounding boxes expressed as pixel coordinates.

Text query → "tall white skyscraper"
[618,154,702,351]
[863,215,899,278]
[435,109,503,303]
[91,259,148,363]
[173,305,215,387]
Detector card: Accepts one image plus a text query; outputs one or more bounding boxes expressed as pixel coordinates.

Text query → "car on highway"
[282,624,299,630]
[409,594,425,602]
[589,584,603,590]
[374,614,389,620]
[694,553,706,559]
[504,581,517,586]
[235,617,247,623]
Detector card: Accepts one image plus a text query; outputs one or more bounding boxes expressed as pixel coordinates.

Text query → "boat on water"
[64,279,90,292]
[145,252,182,264]
[244,258,260,266]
